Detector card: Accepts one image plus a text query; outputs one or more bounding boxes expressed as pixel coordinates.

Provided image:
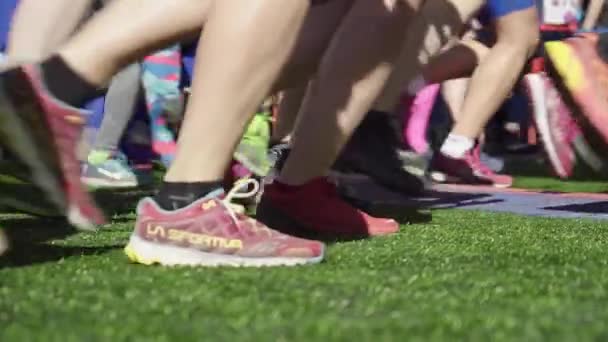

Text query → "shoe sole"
[124,235,323,267]
[524,73,568,178]
[430,170,510,188]
[572,135,608,172]
[0,74,68,217]
[82,177,139,189]
[257,197,398,239]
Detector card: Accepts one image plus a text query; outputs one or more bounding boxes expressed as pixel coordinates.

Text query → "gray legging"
[92,63,142,153]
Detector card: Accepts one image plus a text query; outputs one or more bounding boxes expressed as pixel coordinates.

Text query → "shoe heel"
[256,199,310,239]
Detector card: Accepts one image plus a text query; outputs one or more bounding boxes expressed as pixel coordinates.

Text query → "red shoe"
[0,65,105,229]
[257,178,399,239]
[471,145,513,188]
[524,72,576,178]
[430,148,513,188]
[125,187,324,267]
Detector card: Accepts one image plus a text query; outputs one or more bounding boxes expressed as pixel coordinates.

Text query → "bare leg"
[280,0,424,185]
[59,0,214,86]
[451,8,539,139]
[373,0,485,113]
[271,0,352,91]
[422,39,488,84]
[441,78,469,121]
[273,84,309,144]
[164,0,311,182]
[270,0,353,143]
[50,0,359,185]
[7,0,94,62]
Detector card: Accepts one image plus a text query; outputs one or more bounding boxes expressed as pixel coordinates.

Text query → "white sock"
[440,134,475,159]
[406,75,428,96]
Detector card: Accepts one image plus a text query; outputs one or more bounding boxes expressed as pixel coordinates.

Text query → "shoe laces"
[469,147,495,176]
[221,177,260,221]
[221,177,276,237]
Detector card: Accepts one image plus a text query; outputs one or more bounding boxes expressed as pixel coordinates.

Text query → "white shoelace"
[220,178,261,222]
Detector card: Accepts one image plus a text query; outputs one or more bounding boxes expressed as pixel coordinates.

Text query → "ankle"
[440,134,475,159]
[154,180,224,211]
[40,55,99,107]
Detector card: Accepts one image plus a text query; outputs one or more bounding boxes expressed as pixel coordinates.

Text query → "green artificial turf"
[506,156,608,193]
[3,208,608,341]
[2,157,608,340]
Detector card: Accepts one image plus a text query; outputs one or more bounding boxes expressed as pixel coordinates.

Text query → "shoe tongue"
[202,188,225,200]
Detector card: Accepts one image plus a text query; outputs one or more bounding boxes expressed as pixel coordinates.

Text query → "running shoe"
[124,180,324,267]
[430,147,513,188]
[334,110,429,196]
[234,111,272,177]
[0,65,105,229]
[401,84,440,154]
[267,142,291,174]
[471,145,514,188]
[545,35,608,144]
[257,177,399,239]
[478,151,505,173]
[572,134,608,173]
[82,150,139,188]
[524,72,576,178]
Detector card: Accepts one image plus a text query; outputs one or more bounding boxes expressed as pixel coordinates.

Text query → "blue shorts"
[0,0,18,52]
[479,0,536,25]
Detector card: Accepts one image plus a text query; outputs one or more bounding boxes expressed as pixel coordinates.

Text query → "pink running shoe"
[401,84,440,154]
[524,72,577,179]
[470,145,514,188]
[0,66,105,229]
[545,35,608,144]
[125,183,325,267]
[430,147,513,188]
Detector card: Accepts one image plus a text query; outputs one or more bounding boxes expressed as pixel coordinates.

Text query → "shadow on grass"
[337,176,502,216]
[0,181,147,268]
[0,216,120,268]
[543,201,608,215]
[504,154,608,182]
[0,180,152,218]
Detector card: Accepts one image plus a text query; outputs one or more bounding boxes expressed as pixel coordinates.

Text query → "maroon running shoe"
[257,178,399,239]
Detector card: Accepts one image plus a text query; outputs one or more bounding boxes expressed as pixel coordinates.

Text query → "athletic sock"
[154,180,224,211]
[406,75,428,96]
[40,55,98,107]
[440,134,475,159]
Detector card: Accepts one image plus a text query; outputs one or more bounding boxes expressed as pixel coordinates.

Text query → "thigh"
[479,0,536,26]
[494,5,539,40]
